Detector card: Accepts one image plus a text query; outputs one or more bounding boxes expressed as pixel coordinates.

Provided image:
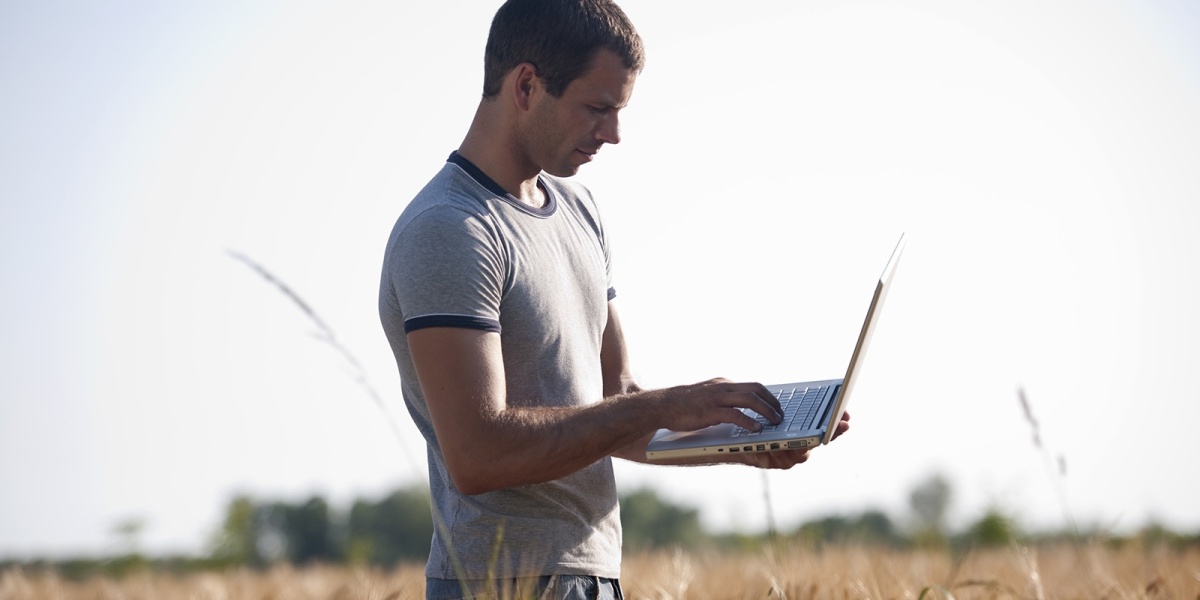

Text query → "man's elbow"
[445,460,506,496]
[453,476,498,496]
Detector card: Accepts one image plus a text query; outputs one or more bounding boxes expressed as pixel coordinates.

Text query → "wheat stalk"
[228,250,477,583]
[227,250,420,474]
[1016,386,1081,543]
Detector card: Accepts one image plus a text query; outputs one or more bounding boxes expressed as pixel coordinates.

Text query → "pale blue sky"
[2,0,1198,557]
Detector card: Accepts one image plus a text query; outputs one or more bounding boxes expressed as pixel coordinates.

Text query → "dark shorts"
[426,575,623,600]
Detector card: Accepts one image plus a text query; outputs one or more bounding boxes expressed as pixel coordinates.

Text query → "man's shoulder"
[384,163,502,259]
[405,161,495,219]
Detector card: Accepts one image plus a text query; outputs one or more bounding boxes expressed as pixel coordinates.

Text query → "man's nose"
[596,113,620,145]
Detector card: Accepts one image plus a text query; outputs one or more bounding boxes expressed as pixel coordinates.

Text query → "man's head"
[482,0,645,99]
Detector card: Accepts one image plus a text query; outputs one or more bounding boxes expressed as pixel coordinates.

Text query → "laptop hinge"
[818,384,842,424]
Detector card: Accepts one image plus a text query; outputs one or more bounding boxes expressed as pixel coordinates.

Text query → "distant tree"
[794,510,904,547]
[964,508,1018,547]
[280,496,339,564]
[908,473,953,546]
[209,495,263,566]
[796,515,851,546]
[1135,522,1186,549]
[347,487,434,566]
[254,502,290,564]
[619,489,706,550]
[111,517,146,556]
[108,517,148,575]
[857,510,905,546]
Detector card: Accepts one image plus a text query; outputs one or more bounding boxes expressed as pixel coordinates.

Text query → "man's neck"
[458,102,545,209]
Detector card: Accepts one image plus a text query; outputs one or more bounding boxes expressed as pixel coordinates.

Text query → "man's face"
[523,50,638,178]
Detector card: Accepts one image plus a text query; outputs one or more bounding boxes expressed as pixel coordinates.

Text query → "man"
[378,1,850,597]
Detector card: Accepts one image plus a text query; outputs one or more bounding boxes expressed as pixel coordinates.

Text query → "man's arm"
[603,302,851,468]
[407,317,785,495]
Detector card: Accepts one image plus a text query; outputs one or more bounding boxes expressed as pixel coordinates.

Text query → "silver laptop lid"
[821,234,906,444]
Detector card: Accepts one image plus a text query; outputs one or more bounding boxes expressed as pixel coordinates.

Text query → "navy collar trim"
[447,151,557,217]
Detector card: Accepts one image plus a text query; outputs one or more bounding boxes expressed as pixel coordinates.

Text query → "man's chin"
[543,163,583,178]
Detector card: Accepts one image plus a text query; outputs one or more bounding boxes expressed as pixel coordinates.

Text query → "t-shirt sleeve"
[387,205,506,334]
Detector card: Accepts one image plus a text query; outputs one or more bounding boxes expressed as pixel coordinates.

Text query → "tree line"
[200,473,1197,569]
[200,480,938,568]
[208,487,434,568]
[5,474,1196,579]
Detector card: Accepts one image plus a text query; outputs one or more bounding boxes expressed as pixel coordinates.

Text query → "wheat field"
[2,543,1197,600]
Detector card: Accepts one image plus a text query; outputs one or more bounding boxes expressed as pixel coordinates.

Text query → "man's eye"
[588,105,608,114]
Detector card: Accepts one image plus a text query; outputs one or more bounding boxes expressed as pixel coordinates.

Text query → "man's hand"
[739,410,851,469]
[831,409,851,441]
[651,378,784,434]
[741,447,812,469]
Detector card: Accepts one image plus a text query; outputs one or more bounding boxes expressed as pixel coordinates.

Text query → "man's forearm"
[448,389,667,494]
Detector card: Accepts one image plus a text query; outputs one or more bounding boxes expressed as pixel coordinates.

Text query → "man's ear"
[510,62,540,112]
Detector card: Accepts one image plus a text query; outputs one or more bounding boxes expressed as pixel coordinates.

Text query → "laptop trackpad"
[651,423,733,443]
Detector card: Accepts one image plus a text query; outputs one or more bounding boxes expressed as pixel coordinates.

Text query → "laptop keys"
[732,385,827,438]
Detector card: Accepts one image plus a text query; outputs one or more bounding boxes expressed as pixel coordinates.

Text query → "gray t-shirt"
[378,153,621,579]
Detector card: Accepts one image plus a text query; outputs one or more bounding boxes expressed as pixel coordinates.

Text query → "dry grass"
[0,563,423,600]
[3,543,1197,600]
[623,543,1200,599]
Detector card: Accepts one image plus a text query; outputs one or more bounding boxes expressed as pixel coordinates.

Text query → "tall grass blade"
[762,471,777,543]
[916,584,956,600]
[226,249,419,474]
[228,250,473,582]
[1016,386,1081,544]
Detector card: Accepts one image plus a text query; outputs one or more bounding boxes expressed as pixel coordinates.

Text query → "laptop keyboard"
[732,385,828,437]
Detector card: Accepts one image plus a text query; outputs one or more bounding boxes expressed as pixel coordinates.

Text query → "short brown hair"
[482,0,645,99]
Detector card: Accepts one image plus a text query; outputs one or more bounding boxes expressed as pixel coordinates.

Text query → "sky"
[2,0,1198,558]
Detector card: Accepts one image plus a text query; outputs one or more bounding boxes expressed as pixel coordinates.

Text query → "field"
[3,542,1198,599]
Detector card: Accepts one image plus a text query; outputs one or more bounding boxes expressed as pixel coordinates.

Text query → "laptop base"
[644,378,842,461]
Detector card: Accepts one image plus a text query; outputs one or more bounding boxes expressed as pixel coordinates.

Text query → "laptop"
[644,234,906,461]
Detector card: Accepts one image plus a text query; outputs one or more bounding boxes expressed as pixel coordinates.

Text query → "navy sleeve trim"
[404,314,502,334]
[607,287,617,301]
